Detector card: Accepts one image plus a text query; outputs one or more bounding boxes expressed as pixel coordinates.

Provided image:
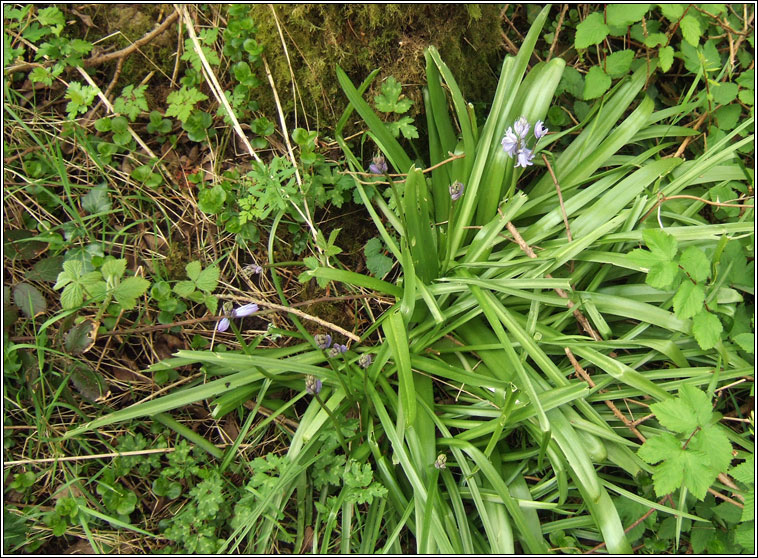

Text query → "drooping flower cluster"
[305,374,322,395]
[501,116,548,169]
[314,334,332,349]
[369,155,388,175]
[449,181,465,201]
[358,353,373,369]
[216,302,259,332]
[328,343,348,358]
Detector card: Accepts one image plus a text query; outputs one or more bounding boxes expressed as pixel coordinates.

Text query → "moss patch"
[248,4,506,132]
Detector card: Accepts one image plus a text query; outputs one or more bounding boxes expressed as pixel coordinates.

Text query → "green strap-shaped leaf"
[384,309,415,428]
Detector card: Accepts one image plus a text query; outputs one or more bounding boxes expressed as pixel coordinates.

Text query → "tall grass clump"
[54,5,753,553]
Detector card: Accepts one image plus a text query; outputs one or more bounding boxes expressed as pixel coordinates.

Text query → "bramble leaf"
[643,229,678,260]
[195,265,220,293]
[649,397,698,434]
[692,310,723,350]
[673,280,705,320]
[678,246,710,283]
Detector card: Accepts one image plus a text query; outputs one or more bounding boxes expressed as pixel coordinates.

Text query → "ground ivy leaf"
[604,49,634,77]
[606,4,650,27]
[680,14,702,46]
[732,332,754,354]
[583,65,611,99]
[673,280,705,320]
[678,246,710,282]
[692,310,723,350]
[575,12,609,49]
[650,397,698,434]
[659,45,674,72]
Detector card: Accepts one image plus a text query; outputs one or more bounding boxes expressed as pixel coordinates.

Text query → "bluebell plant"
[216,302,259,332]
[501,116,548,168]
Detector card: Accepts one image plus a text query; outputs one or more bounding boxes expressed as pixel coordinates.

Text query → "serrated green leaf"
[606,4,650,27]
[575,12,610,49]
[732,333,754,354]
[557,65,584,98]
[678,385,713,427]
[81,185,112,214]
[605,49,634,77]
[714,104,741,130]
[644,32,667,48]
[678,246,710,283]
[741,491,754,523]
[113,276,150,309]
[658,4,685,22]
[681,450,717,500]
[195,265,220,293]
[60,283,84,309]
[673,280,704,320]
[659,45,674,72]
[651,450,687,496]
[691,425,732,475]
[680,14,702,46]
[647,261,681,289]
[643,229,678,260]
[650,397,698,434]
[711,81,739,105]
[27,255,64,282]
[730,456,754,485]
[185,261,202,281]
[638,431,681,464]
[584,65,612,99]
[173,281,196,298]
[374,76,412,114]
[692,310,723,350]
[100,258,126,282]
[13,283,47,318]
[734,521,754,553]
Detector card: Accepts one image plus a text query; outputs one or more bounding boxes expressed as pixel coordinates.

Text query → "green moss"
[247,4,506,132]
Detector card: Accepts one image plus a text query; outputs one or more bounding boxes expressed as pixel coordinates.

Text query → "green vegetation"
[4,4,754,554]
